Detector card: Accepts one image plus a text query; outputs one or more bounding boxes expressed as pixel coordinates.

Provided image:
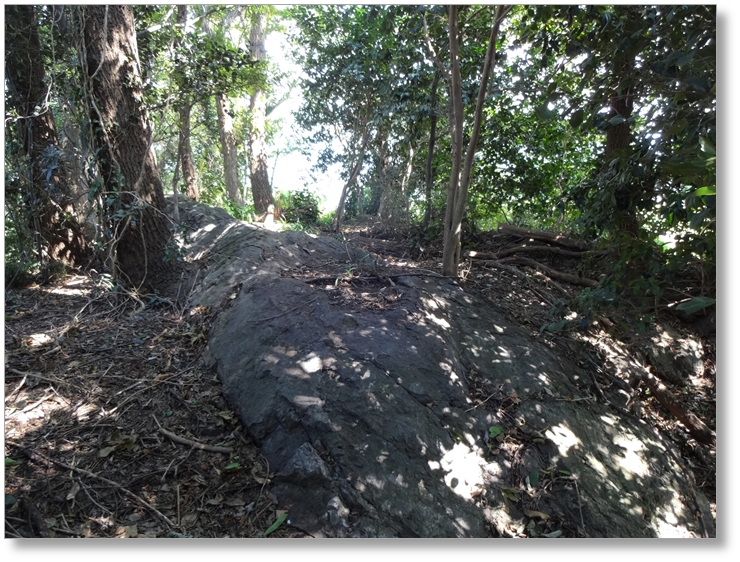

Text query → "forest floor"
[4,216,716,538]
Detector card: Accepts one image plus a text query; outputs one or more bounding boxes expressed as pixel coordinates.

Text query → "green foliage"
[676,296,716,315]
[277,189,320,225]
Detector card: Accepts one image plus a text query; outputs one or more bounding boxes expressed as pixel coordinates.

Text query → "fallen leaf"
[264,513,288,537]
[225,498,245,507]
[115,524,138,538]
[524,508,551,521]
[500,487,521,502]
[66,482,81,501]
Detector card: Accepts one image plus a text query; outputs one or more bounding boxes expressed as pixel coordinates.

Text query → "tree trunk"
[604,5,641,238]
[422,70,441,232]
[175,5,199,201]
[248,11,274,214]
[334,129,370,232]
[178,102,199,200]
[216,93,243,206]
[442,5,509,277]
[82,5,171,288]
[5,5,90,267]
[367,131,387,216]
[400,141,416,223]
[357,182,364,216]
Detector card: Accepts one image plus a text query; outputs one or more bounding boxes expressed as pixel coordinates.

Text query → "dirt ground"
[4,218,716,538]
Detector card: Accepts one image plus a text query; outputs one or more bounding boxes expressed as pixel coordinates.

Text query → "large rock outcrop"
[174,198,713,538]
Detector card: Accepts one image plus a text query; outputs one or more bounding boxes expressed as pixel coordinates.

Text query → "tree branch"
[422,14,451,82]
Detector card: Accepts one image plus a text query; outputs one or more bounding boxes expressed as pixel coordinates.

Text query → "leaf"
[66,482,81,501]
[99,446,117,458]
[675,296,715,315]
[528,470,540,487]
[694,186,715,197]
[569,108,584,129]
[534,105,555,120]
[558,470,571,476]
[224,462,241,470]
[264,513,289,537]
[488,426,504,439]
[542,530,563,538]
[500,487,521,502]
[699,136,715,156]
[524,508,550,521]
[686,77,710,93]
[225,498,245,507]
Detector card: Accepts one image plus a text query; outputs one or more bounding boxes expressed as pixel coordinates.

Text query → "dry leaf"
[225,498,245,507]
[524,508,551,521]
[115,524,138,538]
[66,482,81,501]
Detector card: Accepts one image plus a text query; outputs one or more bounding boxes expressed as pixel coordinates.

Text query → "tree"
[422,70,441,232]
[5,5,90,267]
[291,6,399,231]
[175,5,199,201]
[438,5,511,277]
[248,10,275,214]
[215,92,243,206]
[81,5,172,288]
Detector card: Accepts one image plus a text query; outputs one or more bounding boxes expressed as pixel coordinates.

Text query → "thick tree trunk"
[248,12,274,214]
[175,6,199,201]
[441,7,464,277]
[5,5,90,267]
[216,93,243,206]
[604,6,640,238]
[83,5,171,288]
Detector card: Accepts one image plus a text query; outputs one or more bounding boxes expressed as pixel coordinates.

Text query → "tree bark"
[442,6,509,277]
[400,141,415,223]
[216,93,243,206]
[82,5,171,288]
[367,130,388,216]
[248,11,274,214]
[496,223,587,251]
[422,70,441,232]
[175,5,199,201]
[333,128,370,232]
[5,5,90,267]
[604,5,640,238]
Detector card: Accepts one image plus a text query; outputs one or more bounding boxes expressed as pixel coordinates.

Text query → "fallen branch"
[497,223,587,252]
[152,415,234,454]
[467,245,603,260]
[497,256,598,288]
[641,370,716,446]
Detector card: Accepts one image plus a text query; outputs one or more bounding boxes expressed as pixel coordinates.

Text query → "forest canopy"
[5,4,715,304]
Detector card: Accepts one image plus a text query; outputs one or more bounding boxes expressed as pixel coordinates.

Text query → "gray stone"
[175,198,713,538]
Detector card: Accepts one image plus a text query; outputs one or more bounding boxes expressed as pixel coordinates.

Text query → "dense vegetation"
[5,5,715,309]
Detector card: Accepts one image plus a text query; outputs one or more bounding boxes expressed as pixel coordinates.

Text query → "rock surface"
[174,199,714,538]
